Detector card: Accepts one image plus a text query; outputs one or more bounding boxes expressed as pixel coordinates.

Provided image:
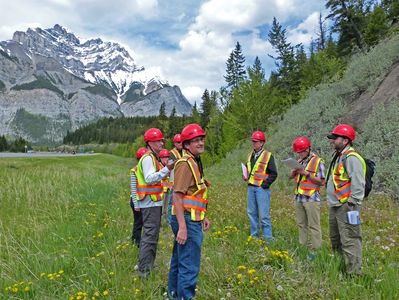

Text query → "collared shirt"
[326,146,365,207]
[295,153,326,203]
[136,154,170,209]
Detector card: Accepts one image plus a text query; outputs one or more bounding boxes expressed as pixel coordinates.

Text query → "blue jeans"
[168,214,203,300]
[247,185,272,241]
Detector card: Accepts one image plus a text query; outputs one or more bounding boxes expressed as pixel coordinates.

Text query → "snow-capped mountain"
[0,24,192,144]
[11,24,169,103]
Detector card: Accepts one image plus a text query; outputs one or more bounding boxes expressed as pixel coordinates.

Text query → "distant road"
[0,152,99,158]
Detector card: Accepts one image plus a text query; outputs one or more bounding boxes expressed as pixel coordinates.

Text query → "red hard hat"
[136,147,148,160]
[251,131,266,142]
[159,149,170,158]
[180,123,206,143]
[173,134,182,143]
[328,124,356,141]
[144,128,164,142]
[293,137,311,153]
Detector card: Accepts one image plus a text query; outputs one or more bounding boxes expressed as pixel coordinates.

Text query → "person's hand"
[347,201,356,210]
[290,169,298,178]
[296,168,307,176]
[204,179,212,187]
[176,227,187,244]
[243,175,248,181]
[166,160,175,171]
[134,207,140,212]
[202,217,210,231]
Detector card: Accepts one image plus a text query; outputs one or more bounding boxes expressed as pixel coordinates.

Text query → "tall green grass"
[1,154,398,299]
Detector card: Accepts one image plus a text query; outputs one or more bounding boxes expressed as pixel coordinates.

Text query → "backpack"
[344,153,376,198]
[326,152,376,198]
[363,158,376,198]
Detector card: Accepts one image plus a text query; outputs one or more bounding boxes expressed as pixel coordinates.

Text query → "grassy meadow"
[1,153,398,299]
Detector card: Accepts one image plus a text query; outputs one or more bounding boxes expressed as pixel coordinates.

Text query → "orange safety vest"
[295,154,322,197]
[162,177,173,192]
[135,152,164,202]
[332,147,366,203]
[172,154,208,221]
[170,148,182,160]
[247,150,272,186]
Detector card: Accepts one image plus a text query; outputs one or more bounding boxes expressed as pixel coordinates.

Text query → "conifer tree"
[191,102,201,124]
[0,135,8,151]
[200,89,212,128]
[224,42,246,92]
[326,0,366,54]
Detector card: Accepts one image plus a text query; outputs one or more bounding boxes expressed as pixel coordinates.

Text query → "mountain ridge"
[0,24,192,144]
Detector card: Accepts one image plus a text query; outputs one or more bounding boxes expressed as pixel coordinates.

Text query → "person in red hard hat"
[129,147,148,247]
[159,149,173,224]
[171,134,183,160]
[326,124,366,275]
[135,128,174,278]
[165,134,184,225]
[167,123,210,300]
[243,131,278,243]
[290,137,325,258]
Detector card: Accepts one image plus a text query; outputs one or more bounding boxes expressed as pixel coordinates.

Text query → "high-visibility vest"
[172,154,208,221]
[295,154,323,197]
[162,176,173,192]
[246,150,272,186]
[332,147,366,203]
[136,152,164,202]
[170,148,182,160]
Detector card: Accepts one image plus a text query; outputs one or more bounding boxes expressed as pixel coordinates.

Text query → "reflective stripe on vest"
[172,154,208,221]
[332,147,366,203]
[135,152,164,202]
[171,148,182,160]
[295,154,322,197]
[247,150,272,186]
[162,177,173,192]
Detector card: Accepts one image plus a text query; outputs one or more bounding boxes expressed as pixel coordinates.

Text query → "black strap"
[325,152,340,187]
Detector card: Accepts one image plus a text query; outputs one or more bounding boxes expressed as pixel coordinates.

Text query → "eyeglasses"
[190,137,205,143]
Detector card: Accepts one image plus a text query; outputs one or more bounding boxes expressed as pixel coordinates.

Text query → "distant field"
[0,154,398,299]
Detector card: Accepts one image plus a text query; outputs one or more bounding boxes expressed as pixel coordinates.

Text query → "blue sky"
[0,0,327,104]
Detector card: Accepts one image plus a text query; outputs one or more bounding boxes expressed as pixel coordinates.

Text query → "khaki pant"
[329,204,362,274]
[295,201,322,250]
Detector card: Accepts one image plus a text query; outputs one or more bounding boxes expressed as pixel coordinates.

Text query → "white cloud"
[182,86,203,105]
[0,0,327,104]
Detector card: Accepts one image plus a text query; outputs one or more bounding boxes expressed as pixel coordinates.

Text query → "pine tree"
[268,17,303,103]
[224,42,246,92]
[315,12,327,51]
[247,56,265,82]
[0,135,8,151]
[159,101,167,120]
[364,6,389,46]
[326,0,366,54]
[191,102,201,124]
[200,89,212,128]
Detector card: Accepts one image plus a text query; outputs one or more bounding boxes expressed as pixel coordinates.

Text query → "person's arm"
[174,191,187,244]
[262,155,278,188]
[296,161,326,186]
[346,156,366,205]
[142,155,170,184]
[131,173,140,211]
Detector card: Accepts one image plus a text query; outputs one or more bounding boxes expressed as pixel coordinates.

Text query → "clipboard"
[241,163,248,179]
[281,158,303,170]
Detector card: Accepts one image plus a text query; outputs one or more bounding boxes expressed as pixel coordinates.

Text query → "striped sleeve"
[131,172,139,208]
